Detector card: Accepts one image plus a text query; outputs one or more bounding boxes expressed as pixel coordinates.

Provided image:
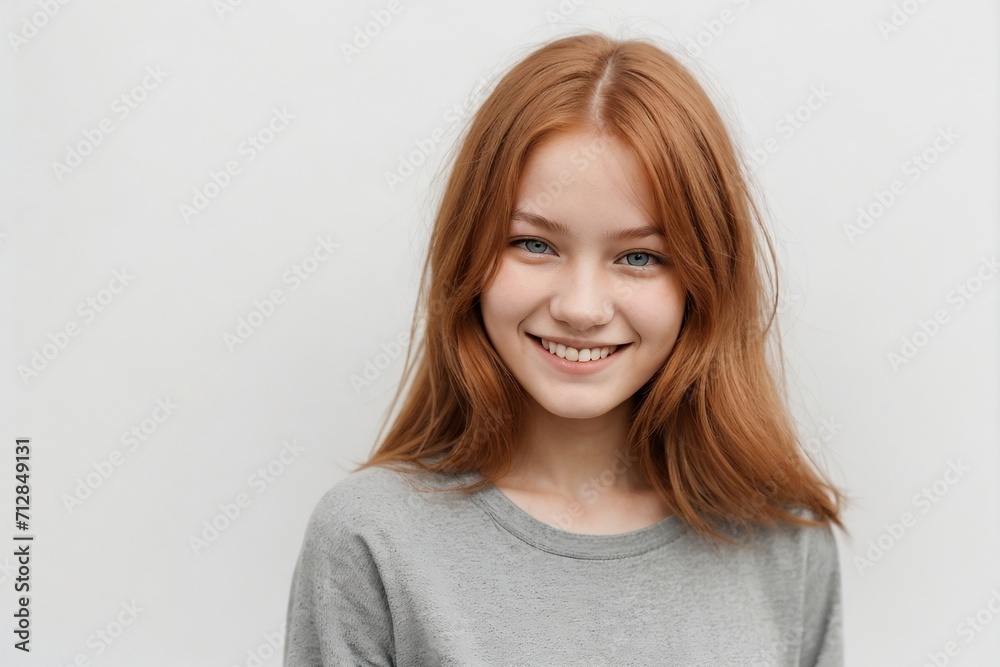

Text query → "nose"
[548,262,616,331]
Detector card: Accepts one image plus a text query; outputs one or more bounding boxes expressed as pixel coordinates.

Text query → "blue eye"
[617,251,664,269]
[517,239,551,254]
[622,252,653,267]
[509,238,666,270]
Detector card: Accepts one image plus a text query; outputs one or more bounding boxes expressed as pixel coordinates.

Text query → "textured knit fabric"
[283,464,843,666]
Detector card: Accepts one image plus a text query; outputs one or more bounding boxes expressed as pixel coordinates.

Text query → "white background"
[2,1,998,665]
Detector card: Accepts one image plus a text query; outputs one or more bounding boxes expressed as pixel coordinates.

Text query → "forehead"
[521,131,638,180]
[513,131,658,232]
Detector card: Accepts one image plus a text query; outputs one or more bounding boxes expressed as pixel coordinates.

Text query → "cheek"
[480,262,530,330]
[625,282,686,339]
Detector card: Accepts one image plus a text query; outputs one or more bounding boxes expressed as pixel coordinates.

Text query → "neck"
[499,394,648,499]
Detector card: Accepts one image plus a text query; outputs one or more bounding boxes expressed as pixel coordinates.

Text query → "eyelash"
[508,237,668,271]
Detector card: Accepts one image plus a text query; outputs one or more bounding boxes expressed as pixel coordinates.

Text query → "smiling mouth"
[529,335,630,362]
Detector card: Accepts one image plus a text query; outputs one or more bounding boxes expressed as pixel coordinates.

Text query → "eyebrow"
[510,210,665,242]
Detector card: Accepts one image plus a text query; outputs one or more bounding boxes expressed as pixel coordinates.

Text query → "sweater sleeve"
[798,521,844,667]
[283,490,395,667]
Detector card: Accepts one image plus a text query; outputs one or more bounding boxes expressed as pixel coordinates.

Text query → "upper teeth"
[540,338,618,362]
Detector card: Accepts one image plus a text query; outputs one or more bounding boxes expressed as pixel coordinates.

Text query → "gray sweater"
[283,464,843,666]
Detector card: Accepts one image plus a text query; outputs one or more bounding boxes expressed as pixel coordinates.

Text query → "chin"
[533,397,620,421]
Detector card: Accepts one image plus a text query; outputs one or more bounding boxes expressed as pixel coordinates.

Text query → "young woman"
[284,31,849,666]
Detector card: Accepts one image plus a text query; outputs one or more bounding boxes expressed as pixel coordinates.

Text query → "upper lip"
[531,334,628,350]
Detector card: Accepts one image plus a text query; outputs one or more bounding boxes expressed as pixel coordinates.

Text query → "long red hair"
[350,32,849,546]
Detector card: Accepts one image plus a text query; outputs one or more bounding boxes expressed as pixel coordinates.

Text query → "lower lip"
[531,335,628,375]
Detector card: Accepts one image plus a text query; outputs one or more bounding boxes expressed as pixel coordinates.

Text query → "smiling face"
[479,130,687,423]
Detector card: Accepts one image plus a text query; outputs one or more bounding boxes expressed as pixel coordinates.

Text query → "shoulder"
[784,506,839,558]
[790,507,841,581]
[315,464,409,505]
[721,505,840,573]
[303,464,454,538]
[752,506,841,580]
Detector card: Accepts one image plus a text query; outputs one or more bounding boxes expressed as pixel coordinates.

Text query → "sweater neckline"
[456,470,686,559]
